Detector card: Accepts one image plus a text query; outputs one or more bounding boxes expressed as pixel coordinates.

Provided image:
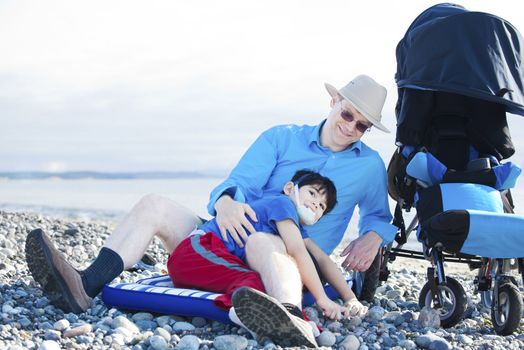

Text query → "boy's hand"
[316,297,346,320]
[343,298,368,318]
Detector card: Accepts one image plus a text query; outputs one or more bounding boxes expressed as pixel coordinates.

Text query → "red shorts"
[167,231,265,309]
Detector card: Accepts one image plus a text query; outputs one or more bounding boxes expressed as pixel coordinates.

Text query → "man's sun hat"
[325,75,390,133]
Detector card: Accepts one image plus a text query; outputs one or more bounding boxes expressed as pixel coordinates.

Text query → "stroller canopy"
[396,3,524,116]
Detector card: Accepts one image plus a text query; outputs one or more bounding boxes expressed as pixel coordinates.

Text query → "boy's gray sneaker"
[25,229,92,313]
[232,287,318,348]
[228,307,257,339]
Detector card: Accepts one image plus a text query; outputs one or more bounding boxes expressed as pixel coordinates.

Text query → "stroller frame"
[351,2,524,335]
[377,191,524,334]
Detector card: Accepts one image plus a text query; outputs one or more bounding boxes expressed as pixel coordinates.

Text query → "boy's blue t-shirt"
[199,194,308,260]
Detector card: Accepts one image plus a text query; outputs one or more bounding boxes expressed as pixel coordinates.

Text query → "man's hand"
[214,195,258,247]
[340,231,382,272]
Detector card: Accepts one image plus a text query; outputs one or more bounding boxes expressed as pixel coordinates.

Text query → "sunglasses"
[340,109,372,133]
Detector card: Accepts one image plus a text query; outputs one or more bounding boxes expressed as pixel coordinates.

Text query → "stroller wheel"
[491,283,523,335]
[419,277,467,328]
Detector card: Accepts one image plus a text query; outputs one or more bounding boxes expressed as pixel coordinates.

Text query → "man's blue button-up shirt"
[207,121,397,254]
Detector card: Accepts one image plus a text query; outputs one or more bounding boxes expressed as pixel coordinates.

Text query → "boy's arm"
[305,238,368,317]
[275,219,344,319]
[275,220,326,299]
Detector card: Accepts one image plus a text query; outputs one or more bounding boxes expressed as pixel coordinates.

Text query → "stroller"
[381,3,524,335]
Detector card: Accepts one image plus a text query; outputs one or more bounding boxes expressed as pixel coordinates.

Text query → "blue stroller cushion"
[417,183,524,258]
[406,152,521,190]
[102,274,352,324]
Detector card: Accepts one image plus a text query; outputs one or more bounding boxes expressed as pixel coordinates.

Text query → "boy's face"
[284,182,329,224]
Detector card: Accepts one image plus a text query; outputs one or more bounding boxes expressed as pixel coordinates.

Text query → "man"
[25,75,396,334]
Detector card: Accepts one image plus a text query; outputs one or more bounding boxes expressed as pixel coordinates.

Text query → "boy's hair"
[291,170,337,214]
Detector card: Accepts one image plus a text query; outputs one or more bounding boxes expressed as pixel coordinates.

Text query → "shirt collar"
[309,119,363,154]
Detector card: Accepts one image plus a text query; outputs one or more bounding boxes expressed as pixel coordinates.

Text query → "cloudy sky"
[2,0,524,174]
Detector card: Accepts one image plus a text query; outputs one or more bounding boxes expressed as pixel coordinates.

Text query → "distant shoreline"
[0,170,226,180]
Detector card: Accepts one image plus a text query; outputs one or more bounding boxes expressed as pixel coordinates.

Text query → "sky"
[2,0,524,174]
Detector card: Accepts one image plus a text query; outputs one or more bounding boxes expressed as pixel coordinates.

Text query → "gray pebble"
[415,334,444,348]
[367,306,385,321]
[457,334,474,345]
[175,334,201,350]
[155,315,172,327]
[339,334,360,350]
[63,323,92,337]
[112,332,126,346]
[39,321,54,330]
[399,339,417,349]
[326,320,343,332]
[428,339,452,350]
[149,335,169,350]
[44,329,61,341]
[154,327,171,341]
[132,312,154,322]
[349,316,363,327]
[191,316,207,328]
[213,334,248,350]
[418,307,440,328]
[37,340,61,350]
[173,321,196,332]
[382,335,395,347]
[53,319,70,331]
[18,317,32,328]
[358,343,369,350]
[111,316,140,334]
[136,319,157,330]
[113,326,133,338]
[386,290,401,299]
[317,330,336,347]
[35,298,49,308]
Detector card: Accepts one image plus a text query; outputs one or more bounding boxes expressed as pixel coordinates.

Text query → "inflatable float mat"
[102,274,352,324]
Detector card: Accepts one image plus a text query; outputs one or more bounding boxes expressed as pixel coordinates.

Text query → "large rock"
[339,334,360,350]
[111,316,140,334]
[175,334,201,350]
[418,307,440,328]
[317,331,336,347]
[63,324,92,338]
[213,335,248,350]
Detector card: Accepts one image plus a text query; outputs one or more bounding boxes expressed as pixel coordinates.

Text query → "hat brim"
[325,83,390,133]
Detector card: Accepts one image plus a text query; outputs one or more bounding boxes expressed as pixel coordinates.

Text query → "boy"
[168,170,367,346]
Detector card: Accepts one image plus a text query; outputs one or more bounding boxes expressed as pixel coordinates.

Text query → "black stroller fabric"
[389,3,524,259]
[395,3,524,116]
[395,3,524,164]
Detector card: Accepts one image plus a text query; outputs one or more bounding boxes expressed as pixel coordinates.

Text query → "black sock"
[81,247,124,297]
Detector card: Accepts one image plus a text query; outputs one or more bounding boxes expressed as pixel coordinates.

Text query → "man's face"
[322,97,372,151]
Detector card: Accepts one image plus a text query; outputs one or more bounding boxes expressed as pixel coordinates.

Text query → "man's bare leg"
[104,193,202,268]
[25,193,201,313]
[244,233,302,307]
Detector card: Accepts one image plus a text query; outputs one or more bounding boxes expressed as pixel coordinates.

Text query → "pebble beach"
[1,211,523,350]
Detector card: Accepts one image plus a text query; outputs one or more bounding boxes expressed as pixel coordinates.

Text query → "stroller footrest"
[421,209,524,258]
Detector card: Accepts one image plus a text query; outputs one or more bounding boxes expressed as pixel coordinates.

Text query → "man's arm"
[207,128,279,246]
[276,219,345,320]
[341,157,396,272]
